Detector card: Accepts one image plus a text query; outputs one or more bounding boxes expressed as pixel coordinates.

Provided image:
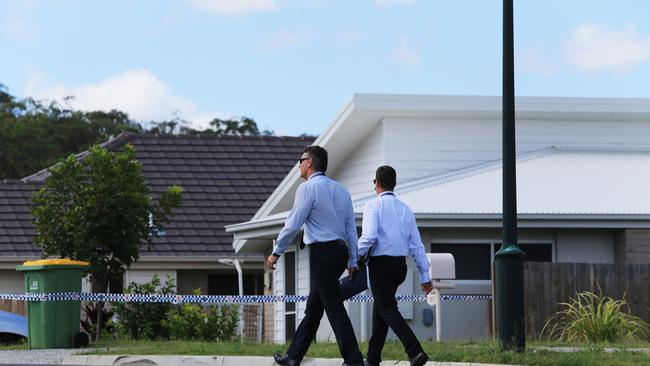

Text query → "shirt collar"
[308,172,325,180]
[379,191,395,197]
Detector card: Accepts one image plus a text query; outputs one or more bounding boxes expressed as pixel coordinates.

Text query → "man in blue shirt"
[267,145,363,366]
[358,166,433,366]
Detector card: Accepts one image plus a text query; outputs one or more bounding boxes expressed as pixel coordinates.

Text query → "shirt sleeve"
[273,183,313,256]
[406,213,431,283]
[357,200,378,258]
[344,192,359,268]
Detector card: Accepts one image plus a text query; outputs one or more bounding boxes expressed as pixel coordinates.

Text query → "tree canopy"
[31,145,183,290]
[0,84,278,179]
[30,144,183,340]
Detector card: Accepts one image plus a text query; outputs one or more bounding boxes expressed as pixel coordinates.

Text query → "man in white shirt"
[358,166,433,366]
[267,145,363,366]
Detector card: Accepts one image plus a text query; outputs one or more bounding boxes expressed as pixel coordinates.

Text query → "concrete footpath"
[61,355,515,366]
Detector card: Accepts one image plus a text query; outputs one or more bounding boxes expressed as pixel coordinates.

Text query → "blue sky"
[2,0,650,136]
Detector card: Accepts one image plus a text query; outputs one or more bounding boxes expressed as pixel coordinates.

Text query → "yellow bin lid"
[22,259,89,267]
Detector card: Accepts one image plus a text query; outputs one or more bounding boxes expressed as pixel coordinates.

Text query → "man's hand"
[348,266,359,279]
[421,281,433,295]
[266,255,279,270]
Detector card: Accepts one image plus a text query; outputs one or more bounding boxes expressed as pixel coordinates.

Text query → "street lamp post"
[495,0,526,352]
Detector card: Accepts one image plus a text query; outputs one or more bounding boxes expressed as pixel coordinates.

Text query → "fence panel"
[0,299,25,315]
[520,262,650,339]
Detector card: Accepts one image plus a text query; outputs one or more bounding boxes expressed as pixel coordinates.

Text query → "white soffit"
[387,149,650,215]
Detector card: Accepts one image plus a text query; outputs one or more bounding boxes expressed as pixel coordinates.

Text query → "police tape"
[0,292,491,304]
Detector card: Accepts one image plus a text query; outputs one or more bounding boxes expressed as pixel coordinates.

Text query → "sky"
[2,0,650,136]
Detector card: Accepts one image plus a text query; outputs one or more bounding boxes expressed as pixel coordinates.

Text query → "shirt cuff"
[419,271,431,283]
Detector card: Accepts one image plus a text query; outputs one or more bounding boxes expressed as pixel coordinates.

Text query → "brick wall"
[615,229,650,264]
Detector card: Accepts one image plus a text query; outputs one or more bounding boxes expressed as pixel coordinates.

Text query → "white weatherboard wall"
[0,270,25,294]
[383,117,650,183]
[124,269,177,288]
[274,253,285,343]
[334,123,385,199]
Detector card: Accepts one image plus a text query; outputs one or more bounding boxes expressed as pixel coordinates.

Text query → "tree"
[0,85,145,179]
[181,116,267,136]
[31,145,183,341]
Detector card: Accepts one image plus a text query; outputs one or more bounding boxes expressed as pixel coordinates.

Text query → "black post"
[495,0,526,352]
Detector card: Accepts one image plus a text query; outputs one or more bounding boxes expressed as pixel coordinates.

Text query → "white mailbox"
[426,253,456,342]
[428,253,455,280]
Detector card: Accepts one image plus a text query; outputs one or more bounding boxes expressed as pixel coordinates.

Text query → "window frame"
[430,239,555,284]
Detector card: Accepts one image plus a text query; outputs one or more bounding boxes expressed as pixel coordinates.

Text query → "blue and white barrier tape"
[0,293,491,304]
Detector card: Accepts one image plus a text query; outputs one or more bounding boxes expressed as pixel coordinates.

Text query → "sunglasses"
[299,157,311,164]
[373,179,376,184]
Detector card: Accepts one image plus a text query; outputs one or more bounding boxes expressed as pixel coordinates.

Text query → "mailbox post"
[426,253,455,342]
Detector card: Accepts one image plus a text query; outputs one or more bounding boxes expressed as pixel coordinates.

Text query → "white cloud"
[517,46,556,75]
[2,0,37,39]
[332,28,366,46]
[189,0,276,16]
[565,23,650,73]
[376,0,416,6]
[24,69,225,130]
[390,36,420,67]
[256,28,312,52]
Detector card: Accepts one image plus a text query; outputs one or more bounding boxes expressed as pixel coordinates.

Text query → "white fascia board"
[413,214,650,229]
[251,96,358,219]
[129,259,264,270]
[136,255,263,262]
[354,94,650,119]
[225,216,287,234]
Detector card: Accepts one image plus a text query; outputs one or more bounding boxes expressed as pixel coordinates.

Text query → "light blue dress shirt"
[273,172,359,268]
[358,191,431,283]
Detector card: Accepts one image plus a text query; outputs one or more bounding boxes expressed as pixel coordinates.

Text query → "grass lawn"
[67,339,650,366]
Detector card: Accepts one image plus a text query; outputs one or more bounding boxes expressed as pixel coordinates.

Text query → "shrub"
[162,289,240,341]
[204,303,239,341]
[541,290,649,343]
[112,274,176,340]
[81,302,115,338]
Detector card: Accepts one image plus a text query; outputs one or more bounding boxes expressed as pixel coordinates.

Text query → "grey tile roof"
[0,180,42,257]
[1,133,314,259]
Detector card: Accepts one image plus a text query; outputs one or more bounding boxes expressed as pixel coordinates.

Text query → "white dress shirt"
[273,172,359,268]
[358,191,431,283]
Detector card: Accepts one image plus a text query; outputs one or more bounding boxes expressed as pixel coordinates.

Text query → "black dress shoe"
[364,360,379,366]
[274,352,300,366]
[341,362,364,366]
[409,352,429,366]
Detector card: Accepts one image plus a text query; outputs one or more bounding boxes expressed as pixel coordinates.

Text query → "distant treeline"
[0,83,294,179]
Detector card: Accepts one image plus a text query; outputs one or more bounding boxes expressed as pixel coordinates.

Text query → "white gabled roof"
[228,94,650,253]
[376,148,650,215]
[251,94,650,220]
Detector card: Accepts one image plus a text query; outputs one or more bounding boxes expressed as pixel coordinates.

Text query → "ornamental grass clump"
[541,290,649,343]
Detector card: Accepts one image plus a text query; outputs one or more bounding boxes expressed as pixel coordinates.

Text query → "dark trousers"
[367,256,423,364]
[287,242,363,364]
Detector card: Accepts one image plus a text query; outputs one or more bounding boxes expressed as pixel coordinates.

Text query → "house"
[0,133,314,299]
[226,94,650,342]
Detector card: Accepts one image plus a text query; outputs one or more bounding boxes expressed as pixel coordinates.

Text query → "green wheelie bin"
[16,259,89,349]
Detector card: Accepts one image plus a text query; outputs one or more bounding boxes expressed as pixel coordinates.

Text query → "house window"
[284,251,296,341]
[431,244,492,280]
[431,242,552,280]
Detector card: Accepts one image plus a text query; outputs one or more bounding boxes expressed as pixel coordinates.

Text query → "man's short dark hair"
[304,145,328,173]
[375,165,396,191]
